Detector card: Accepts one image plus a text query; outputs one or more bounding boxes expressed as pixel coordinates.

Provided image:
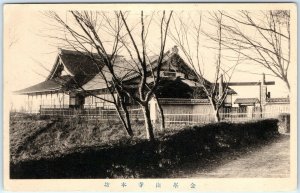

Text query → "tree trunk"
[259,102,263,118]
[156,98,165,131]
[123,106,133,135]
[208,97,221,122]
[141,104,155,141]
[119,97,134,136]
[213,109,221,122]
[115,105,133,137]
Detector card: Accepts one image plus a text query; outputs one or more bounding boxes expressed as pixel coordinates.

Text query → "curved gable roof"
[16,49,105,95]
[16,47,237,95]
[14,75,73,95]
[58,49,102,77]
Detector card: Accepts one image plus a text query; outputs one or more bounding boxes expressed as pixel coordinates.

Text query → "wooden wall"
[26,92,69,112]
[84,93,117,108]
[264,103,290,113]
[161,103,213,114]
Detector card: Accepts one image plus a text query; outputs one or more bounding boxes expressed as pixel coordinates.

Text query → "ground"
[170,134,290,178]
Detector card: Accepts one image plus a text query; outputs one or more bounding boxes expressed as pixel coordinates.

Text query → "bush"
[278,113,290,133]
[10,119,279,179]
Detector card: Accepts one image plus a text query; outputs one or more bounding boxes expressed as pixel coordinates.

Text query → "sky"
[4,4,294,110]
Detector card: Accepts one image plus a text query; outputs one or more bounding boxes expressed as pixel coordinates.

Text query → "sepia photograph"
[3,3,297,192]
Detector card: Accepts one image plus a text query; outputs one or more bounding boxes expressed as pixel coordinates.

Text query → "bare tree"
[169,11,239,122]
[45,10,172,140]
[70,10,173,141]
[116,11,173,140]
[219,10,291,91]
[45,11,134,137]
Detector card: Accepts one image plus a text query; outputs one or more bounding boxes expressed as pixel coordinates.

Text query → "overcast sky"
[4,4,295,109]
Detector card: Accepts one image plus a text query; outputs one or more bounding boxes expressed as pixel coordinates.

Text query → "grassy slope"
[10,114,185,164]
[10,113,280,168]
[10,114,282,178]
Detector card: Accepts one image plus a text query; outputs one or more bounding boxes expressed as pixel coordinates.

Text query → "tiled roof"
[58,49,103,76]
[82,51,237,95]
[17,49,107,94]
[81,73,108,91]
[267,98,290,104]
[123,51,172,81]
[81,51,176,91]
[158,98,210,105]
[17,47,238,96]
[234,98,260,104]
[14,75,73,95]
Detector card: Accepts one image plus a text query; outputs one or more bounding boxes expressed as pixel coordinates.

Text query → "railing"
[36,105,290,124]
[165,113,215,125]
[40,106,144,121]
[39,105,70,109]
[165,110,289,125]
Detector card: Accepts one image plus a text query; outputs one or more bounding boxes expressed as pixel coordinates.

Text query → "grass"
[10,114,186,164]
[10,114,280,179]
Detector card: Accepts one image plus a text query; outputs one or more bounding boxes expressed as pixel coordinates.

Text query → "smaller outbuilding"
[234,98,260,107]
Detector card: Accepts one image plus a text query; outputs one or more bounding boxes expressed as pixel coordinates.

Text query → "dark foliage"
[10,119,279,179]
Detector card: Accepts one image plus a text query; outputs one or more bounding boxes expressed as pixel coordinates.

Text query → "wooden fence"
[36,105,290,125]
[39,105,144,121]
[164,111,289,125]
[165,105,289,125]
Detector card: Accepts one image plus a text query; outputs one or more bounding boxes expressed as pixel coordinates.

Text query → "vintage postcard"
[3,3,297,192]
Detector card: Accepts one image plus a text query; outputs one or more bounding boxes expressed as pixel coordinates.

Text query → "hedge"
[278,113,290,133]
[10,119,279,179]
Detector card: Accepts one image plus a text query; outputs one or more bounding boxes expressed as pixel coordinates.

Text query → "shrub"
[278,113,290,133]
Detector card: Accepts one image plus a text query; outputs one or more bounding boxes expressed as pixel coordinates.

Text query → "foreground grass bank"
[10,115,279,178]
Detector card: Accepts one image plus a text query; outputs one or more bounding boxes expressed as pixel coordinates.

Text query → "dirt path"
[189,135,290,178]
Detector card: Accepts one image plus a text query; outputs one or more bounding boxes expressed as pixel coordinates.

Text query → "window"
[70,97,76,105]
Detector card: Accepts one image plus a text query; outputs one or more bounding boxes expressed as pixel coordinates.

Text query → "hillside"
[10,114,141,164]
